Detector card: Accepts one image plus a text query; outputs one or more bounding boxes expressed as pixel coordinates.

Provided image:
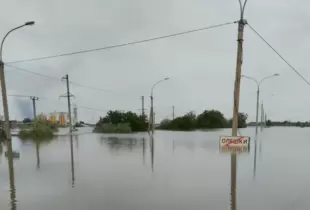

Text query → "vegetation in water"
[94,109,247,132]
[94,123,132,133]
[264,120,310,127]
[94,110,148,133]
[19,119,58,140]
[74,121,85,128]
[157,110,248,131]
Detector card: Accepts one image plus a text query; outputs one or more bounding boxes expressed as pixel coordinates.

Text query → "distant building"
[49,112,57,123]
[37,113,47,121]
[59,112,67,125]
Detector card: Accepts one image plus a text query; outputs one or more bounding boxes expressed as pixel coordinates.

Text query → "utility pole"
[241,74,279,135]
[69,135,75,187]
[0,61,11,141]
[148,109,156,133]
[150,95,154,134]
[152,112,156,132]
[231,1,248,210]
[30,96,39,119]
[141,96,145,118]
[148,106,153,134]
[149,78,170,134]
[172,106,175,120]
[60,75,74,134]
[262,105,265,127]
[260,102,264,131]
[0,22,35,210]
[232,15,247,136]
[0,21,35,144]
[72,105,78,128]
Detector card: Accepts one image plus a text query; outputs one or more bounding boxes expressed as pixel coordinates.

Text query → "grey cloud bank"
[0,0,310,123]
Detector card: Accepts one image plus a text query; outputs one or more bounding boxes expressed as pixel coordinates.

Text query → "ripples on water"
[1,127,310,210]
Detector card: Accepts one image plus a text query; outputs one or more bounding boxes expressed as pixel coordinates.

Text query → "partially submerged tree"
[19,119,58,140]
[94,110,148,133]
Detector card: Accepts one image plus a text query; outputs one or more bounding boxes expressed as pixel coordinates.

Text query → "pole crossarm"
[30,96,39,100]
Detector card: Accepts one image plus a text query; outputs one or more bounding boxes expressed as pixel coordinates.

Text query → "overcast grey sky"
[1,0,310,123]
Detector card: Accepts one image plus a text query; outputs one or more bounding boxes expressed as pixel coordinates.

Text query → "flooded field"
[1,127,310,210]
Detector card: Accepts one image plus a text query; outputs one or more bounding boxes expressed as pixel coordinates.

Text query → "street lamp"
[244,74,278,181]
[263,92,277,126]
[0,21,35,141]
[149,77,170,134]
[241,73,279,135]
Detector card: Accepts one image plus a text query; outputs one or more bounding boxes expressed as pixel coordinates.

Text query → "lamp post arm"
[258,75,278,88]
[151,79,168,97]
[242,75,259,89]
[0,25,26,60]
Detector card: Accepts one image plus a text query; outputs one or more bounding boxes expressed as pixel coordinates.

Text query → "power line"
[69,81,132,95]
[8,94,32,98]
[29,96,109,113]
[6,92,133,114]
[78,106,109,112]
[6,92,109,114]
[4,64,135,95]
[247,23,310,86]
[7,21,237,64]
[4,64,60,81]
[36,97,108,113]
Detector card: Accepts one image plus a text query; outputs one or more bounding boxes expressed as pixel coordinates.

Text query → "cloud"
[15,98,33,119]
[0,0,309,123]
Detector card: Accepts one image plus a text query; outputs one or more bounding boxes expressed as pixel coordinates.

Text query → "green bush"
[93,123,132,133]
[97,110,147,132]
[19,119,58,140]
[158,110,248,131]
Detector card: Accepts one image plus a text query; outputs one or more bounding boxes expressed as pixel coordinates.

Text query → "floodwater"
[1,127,310,210]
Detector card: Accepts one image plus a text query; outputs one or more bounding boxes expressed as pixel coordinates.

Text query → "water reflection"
[2,129,309,209]
[253,134,258,179]
[171,139,218,152]
[70,135,75,188]
[7,141,17,210]
[75,134,79,149]
[0,142,3,163]
[142,137,146,164]
[230,154,237,210]
[36,142,40,169]
[21,138,53,169]
[173,140,195,151]
[150,135,154,172]
[259,135,263,159]
[100,136,144,151]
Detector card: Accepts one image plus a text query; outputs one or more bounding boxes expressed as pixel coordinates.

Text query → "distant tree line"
[265,120,310,127]
[94,110,148,133]
[94,109,248,133]
[158,110,248,131]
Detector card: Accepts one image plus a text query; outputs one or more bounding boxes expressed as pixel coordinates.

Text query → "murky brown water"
[1,127,310,210]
